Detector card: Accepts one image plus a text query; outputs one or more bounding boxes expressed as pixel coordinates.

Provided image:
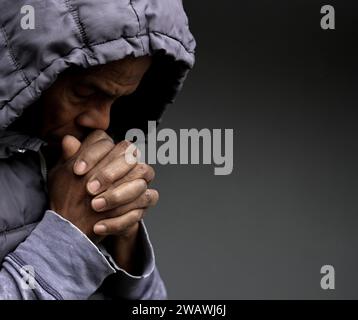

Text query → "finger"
[91,179,148,212]
[103,189,159,217]
[73,138,114,175]
[81,129,114,148]
[86,140,138,195]
[123,142,140,165]
[72,130,114,175]
[93,209,145,236]
[62,135,81,161]
[113,163,155,187]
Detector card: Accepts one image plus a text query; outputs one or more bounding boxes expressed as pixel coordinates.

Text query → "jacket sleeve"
[96,220,167,300]
[0,210,116,300]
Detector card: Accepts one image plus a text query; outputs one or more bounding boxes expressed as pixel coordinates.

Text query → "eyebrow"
[75,78,117,98]
[89,82,118,98]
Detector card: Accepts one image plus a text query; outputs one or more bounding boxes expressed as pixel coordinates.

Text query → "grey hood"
[0,0,195,141]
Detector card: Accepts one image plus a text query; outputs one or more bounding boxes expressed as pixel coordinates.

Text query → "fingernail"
[87,180,101,194]
[94,224,107,234]
[74,160,87,174]
[92,198,106,211]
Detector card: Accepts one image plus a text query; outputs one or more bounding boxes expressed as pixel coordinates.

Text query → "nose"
[76,103,112,131]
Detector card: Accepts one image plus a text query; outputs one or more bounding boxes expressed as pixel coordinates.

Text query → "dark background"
[145,0,358,299]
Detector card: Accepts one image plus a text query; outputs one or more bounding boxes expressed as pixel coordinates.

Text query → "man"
[0,0,195,299]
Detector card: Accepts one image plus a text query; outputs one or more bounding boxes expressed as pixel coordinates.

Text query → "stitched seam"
[90,30,193,52]
[151,31,194,54]
[0,26,31,87]
[129,0,145,54]
[8,253,64,300]
[64,0,94,57]
[0,31,194,111]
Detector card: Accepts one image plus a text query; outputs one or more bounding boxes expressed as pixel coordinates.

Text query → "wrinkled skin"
[40,56,158,274]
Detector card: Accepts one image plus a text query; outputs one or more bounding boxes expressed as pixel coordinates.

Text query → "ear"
[61,135,81,161]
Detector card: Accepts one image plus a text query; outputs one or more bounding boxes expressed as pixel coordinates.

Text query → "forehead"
[83,56,152,86]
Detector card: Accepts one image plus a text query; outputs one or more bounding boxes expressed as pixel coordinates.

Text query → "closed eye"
[73,84,97,98]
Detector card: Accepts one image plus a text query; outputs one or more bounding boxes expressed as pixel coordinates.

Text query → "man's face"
[40,56,152,148]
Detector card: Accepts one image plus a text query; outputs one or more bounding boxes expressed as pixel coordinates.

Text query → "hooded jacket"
[0,0,195,299]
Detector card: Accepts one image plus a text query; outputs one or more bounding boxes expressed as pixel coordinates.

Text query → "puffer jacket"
[0,0,195,299]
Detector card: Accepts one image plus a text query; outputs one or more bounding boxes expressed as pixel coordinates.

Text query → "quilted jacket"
[0,0,195,299]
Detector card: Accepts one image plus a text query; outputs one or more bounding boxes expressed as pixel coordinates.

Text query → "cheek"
[43,98,81,134]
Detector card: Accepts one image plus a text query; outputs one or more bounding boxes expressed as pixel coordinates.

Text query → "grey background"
[145,0,358,299]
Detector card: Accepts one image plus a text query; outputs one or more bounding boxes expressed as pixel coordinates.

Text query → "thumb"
[61,135,81,161]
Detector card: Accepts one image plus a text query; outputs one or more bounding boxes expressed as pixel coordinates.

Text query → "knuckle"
[82,139,114,163]
[117,140,132,152]
[142,190,152,206]
[105,224,115,234]
[142,209,148,218]
[92,130,110,140]
[98,137,115,149]
[136,163,154,180]
[111,188,124,204]
[113,223,123,233]
[80,150,99,164]
[147,166,155,181]
[99,169,116,185]
[136,163,147,175]
[134,209,144,220]
[136,178,148,191]
[87,130,103,142]
[150,190,159,204]
[105,220,120,233]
